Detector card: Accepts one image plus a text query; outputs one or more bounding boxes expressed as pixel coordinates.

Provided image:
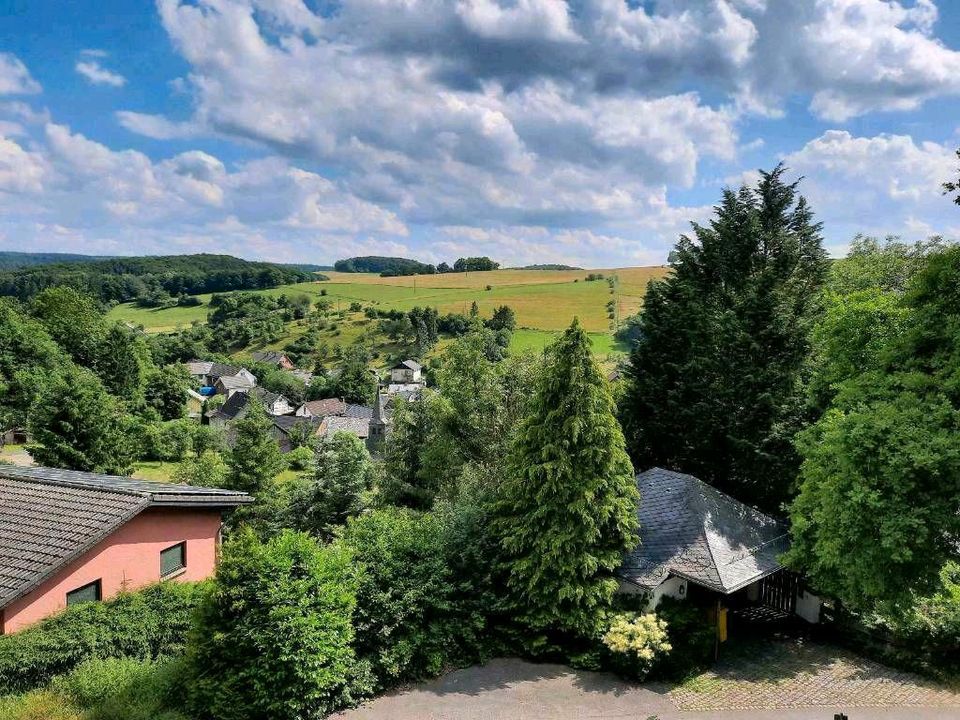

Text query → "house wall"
[795,587,822,623]
[617,575,688,610]
[390,368,421,383]
[1,508,222,634]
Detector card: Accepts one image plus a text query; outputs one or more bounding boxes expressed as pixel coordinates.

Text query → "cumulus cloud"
[75,58,127,87]
[785,130,958,244]
[0,54,41,95]
[0,117,410,260]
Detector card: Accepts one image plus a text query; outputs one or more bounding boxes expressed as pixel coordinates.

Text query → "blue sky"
[1,0,959,267]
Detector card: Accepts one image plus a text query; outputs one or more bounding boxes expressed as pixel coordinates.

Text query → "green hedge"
[0,581,207,694]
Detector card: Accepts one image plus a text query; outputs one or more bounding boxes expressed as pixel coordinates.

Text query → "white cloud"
[785,129,958,244]
[0,54,41,95]
[116,111,199,139]
[75,59,127,87]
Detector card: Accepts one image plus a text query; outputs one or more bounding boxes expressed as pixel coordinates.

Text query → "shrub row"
[0,581,206,694]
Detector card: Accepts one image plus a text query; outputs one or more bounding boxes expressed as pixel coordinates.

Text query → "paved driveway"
[334,640,960,720]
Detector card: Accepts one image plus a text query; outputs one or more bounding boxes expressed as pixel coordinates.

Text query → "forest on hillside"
[0,254,317,307]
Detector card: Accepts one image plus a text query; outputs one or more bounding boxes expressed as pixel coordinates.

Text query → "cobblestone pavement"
[672,638,960,712]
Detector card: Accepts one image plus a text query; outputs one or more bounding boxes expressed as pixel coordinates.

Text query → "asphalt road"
[332,658,960,720]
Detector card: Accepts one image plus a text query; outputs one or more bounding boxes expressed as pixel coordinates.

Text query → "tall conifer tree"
[620,165,827,510]
[493,319,638,638]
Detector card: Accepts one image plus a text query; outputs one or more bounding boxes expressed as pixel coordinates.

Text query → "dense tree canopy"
[27,365,135,475]
[620,165,827,510]
[787,244,960,610]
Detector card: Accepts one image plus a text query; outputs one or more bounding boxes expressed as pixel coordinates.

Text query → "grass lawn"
[131,460,180,482]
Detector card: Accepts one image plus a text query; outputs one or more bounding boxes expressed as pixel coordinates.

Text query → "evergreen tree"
[227,399,286,495]
[97,322,153,400]
[288,431,374,539]
[27,365,135,474]
[493,319,638,639]
[620,165,827,510]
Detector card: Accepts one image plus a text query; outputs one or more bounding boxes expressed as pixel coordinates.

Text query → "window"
[160,542,186,577]
[66,579,101,606]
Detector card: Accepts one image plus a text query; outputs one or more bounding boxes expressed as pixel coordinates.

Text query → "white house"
[389,360,423,384]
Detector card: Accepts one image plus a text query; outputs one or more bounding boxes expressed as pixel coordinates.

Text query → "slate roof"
[251,351,288,365]
[618,468,788,594]
[343,404,374,419]
[298,398,347,417]
[185,360,213,376]
[214,387,287,420]
[215,375,255,391]
[0,466,251,610]
[392,359,422,371]
[320,416,370,439]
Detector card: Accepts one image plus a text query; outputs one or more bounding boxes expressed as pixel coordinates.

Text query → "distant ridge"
[0,251,111,270]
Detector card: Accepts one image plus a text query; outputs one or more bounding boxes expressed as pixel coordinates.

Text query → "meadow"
[108,266,668,357]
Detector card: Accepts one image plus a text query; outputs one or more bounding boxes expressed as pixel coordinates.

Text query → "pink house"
[0,466,251,634]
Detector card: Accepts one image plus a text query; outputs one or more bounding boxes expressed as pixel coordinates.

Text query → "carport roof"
[618,467,788,594]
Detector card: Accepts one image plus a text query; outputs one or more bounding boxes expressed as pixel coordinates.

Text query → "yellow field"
[107,266,669,357]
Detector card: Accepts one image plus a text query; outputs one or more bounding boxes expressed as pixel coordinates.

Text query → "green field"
[107,267,666,361]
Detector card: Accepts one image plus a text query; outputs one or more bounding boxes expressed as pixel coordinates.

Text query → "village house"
[0,466,251,634]
[389,359,423,384]
[618,468,822,630]
[250,350,295,370]
[185,360,257,393]
[207,387,295,427]
[318,416,371,442]
[296,398,348,418]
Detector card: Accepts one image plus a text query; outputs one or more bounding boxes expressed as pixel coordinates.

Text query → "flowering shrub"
[601,612,672,679]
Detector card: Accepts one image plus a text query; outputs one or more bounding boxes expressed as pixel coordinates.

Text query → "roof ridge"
[683,478,725,587]
[0,468,147,499]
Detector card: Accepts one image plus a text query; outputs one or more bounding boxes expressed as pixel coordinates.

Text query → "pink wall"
[1,508,222,634]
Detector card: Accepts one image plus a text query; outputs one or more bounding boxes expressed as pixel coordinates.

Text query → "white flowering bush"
[601,612,672,679]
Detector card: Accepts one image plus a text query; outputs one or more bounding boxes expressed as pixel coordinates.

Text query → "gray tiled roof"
[393,359,422,371]
[214,387,284,420]
[0,466,251,610]
[618,468,788,594]
[321,415,370,439]
[251,351,288,365]
[343,404,374,419]
[272,415,322,434]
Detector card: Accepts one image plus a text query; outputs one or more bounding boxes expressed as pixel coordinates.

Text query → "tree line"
[333,255,500,276]
[0,253,315,307]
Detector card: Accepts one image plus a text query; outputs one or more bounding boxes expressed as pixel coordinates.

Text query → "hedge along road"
[331,658,960,720]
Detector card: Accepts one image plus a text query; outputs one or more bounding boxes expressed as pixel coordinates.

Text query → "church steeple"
[367,385,390,452]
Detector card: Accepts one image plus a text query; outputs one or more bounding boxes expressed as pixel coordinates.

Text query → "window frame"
[160,541,187,578]
[66,579,102,606]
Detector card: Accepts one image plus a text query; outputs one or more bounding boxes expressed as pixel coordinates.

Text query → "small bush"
[647,598,715,680]
[50,657,188,720]
[0,690,83,720]
[601,612,672,679]
[340,507,488,688]
[286,444,315,471]
[0,582,206,694]
[186,530,372,720]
